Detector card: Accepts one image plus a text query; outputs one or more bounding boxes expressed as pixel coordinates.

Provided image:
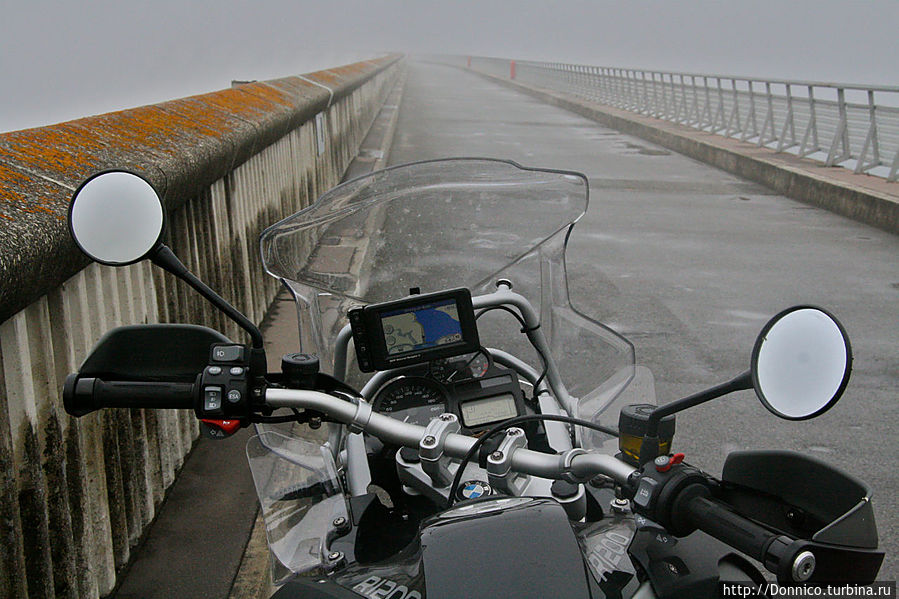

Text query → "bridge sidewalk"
[108,65,406,599]
[461,64,899,235]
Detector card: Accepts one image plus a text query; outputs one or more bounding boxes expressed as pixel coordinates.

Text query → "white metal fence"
[465,56,899,182]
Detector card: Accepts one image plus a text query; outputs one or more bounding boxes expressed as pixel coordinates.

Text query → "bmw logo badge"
[459,480,492,500]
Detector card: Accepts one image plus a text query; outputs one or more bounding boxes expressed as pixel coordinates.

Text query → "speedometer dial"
[372,377,449,426]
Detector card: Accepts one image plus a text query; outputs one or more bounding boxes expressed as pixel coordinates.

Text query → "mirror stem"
[645,370,753,438]
[152,245,265,350]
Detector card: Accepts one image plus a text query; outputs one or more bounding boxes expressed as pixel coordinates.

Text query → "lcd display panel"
[460,394,518,427]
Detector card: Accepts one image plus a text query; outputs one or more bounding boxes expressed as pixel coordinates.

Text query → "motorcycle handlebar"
[59,381,842,584]
[64,374,196,417]
[285,375,821,584]
[264,388,638,485]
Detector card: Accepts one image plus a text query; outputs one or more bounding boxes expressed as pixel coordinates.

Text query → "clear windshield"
[255,158,659,577]
[260,158,647,429]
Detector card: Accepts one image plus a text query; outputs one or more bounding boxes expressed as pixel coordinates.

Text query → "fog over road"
[386,60,899,577]
[3,1,897,133]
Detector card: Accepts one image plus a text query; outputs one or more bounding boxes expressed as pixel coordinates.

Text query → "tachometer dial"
[430,351,491,383]
[372,377,449,426]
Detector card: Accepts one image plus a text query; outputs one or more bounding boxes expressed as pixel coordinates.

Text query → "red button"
[201,419,241,435]
[655,452,686,473]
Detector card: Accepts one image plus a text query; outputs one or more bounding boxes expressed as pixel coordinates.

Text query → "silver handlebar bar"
[265,388,637,485]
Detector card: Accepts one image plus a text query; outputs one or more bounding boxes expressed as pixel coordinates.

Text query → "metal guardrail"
[465,56,899,182]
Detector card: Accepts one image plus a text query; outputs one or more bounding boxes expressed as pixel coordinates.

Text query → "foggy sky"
[2,0,897,132]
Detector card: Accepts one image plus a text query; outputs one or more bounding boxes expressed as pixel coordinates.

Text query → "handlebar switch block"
[198,347,250,419]
[631,461,712,536]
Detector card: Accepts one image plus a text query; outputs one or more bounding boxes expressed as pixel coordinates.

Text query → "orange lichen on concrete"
[0,163,69,220]
[262,77,324,103]
[0,53,402,327]
[0,54,402,216]
[305,70,343,86]
[192,87,294,125]
[0,122,110,180]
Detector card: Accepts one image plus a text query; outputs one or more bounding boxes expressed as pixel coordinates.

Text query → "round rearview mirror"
[751,306,851,420]
[68,170,165,266]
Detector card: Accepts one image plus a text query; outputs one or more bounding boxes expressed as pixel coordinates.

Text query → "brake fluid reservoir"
[617,404,675,466]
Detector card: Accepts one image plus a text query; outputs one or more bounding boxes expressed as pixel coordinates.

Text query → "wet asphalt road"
[385,61,899,577]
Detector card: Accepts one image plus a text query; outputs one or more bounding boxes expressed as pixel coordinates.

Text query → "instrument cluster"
[371,350,527,433]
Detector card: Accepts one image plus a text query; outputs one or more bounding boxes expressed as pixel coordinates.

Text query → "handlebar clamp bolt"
[439,413,456,422]
[611,498,630,513]
[423,435,436,447]
[491,451,504,461]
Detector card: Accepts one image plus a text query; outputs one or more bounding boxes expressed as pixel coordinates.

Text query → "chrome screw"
[792,551,816,582]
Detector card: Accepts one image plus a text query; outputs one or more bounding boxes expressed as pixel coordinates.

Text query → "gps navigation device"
[349,288,480,372]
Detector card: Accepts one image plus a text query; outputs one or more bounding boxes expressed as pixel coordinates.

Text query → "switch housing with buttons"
[198,344,251,419]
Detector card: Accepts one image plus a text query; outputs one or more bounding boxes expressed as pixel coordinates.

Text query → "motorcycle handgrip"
[679,488,807,582]
[64,374,196,417]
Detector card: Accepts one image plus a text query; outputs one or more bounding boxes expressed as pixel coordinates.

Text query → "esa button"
[227,389,242,403]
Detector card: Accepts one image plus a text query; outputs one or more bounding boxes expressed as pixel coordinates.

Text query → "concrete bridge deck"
[389,59,899,576]
[88,58,899,596]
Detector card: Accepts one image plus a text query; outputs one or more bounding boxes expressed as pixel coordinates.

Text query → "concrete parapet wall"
[0,54,402,598]
[460,62,899,236]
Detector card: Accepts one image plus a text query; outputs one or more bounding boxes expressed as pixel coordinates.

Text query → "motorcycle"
[63,158,883,598]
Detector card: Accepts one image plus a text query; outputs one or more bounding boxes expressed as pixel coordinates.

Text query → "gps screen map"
[381,299,463,355]
[349,288,479,372]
